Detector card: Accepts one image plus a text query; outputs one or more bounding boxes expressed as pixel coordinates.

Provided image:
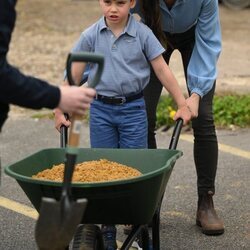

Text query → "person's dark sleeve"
[0,0,61,110]
[0,64,61,109]
[0,101,9,132]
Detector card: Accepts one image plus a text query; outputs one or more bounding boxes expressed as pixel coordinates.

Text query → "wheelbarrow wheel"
[72,224,104,250]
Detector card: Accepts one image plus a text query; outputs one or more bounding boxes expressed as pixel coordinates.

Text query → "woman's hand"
[174,92,200,125]
[174,105,192,125]
[185,93,200,118]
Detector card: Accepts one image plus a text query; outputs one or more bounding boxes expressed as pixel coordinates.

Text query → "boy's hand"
[54,108,71,132]
[174,105,192,125]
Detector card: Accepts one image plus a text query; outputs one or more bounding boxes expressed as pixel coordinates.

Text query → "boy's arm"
[150,55,186,109]
[150,55,197,123]
[68,62,87,86]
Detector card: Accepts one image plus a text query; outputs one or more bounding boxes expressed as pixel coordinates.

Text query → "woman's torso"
[160,0,204,33]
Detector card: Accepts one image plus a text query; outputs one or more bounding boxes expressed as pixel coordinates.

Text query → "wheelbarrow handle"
[60,125,68,148]
[66,51,104,88]
[60,113,69,148]
[169,118,183,150]
[60,117,83,148]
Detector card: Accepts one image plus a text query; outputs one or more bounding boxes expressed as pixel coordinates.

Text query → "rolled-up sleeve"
[187,0,222,97]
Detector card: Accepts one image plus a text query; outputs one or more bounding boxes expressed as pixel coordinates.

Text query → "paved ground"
[0,118,249,250]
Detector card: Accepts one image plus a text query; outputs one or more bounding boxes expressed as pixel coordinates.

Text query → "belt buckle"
[118,97,126,105]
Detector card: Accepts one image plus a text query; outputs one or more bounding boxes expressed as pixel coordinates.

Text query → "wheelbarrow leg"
[152,207,161,250]
[140,226,150,250]
[120,225,149,250]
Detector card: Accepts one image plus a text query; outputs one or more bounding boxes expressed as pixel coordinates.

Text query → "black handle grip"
[60,113,69,148]
[66,52,104,88]
[169,118,183,150]
[60,125,68,148]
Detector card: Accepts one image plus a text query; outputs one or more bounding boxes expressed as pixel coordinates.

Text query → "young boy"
[54,0,194,248]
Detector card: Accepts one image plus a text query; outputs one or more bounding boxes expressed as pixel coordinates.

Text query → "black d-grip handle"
[66,52,104,88]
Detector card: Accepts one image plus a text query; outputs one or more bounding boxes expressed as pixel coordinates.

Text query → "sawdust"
[32,159,142,183]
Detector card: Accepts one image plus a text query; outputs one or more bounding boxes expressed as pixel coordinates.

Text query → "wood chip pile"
[32,159,142,183]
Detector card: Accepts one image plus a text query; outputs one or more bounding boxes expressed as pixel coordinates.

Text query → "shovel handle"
[68,114,83,147]
[61,52,104,148]
[66,52,104,88]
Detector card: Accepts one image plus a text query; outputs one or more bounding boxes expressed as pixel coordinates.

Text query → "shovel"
[35,52,104,250]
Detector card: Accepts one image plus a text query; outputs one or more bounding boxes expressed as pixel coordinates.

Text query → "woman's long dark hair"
[139,0,167,47]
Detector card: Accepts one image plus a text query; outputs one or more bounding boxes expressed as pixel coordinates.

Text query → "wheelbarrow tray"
[5,147,182,225]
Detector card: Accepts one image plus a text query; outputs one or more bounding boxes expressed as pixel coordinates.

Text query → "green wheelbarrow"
[4,50,184,250]
[4,118,183,250]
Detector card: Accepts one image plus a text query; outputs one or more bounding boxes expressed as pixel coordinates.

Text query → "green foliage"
[213,94,250,128]
[156,94,250,129]
[31,111,54,120]
[156,95,177,129]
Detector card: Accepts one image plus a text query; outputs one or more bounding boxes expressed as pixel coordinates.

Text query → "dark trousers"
[143,25,218,196]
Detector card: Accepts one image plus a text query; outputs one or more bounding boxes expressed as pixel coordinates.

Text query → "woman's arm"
[187,0,222,98]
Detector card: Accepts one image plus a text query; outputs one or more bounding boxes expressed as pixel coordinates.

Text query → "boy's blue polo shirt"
[72,15,165,97]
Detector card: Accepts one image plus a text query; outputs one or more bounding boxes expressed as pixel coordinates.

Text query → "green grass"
[31,111,54,120]
[156,94,250,129]
[213,94,250,128]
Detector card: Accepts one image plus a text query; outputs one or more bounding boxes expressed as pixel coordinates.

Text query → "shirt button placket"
[111,37,117,51]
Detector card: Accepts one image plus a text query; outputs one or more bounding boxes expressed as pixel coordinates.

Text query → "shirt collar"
[100,17,108,31]
[124,14,136,37]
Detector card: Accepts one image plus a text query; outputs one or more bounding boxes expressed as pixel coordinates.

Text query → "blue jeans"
[90,98,147,149]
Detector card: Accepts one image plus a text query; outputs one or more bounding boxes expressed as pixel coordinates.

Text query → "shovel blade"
[35,197,87,250]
